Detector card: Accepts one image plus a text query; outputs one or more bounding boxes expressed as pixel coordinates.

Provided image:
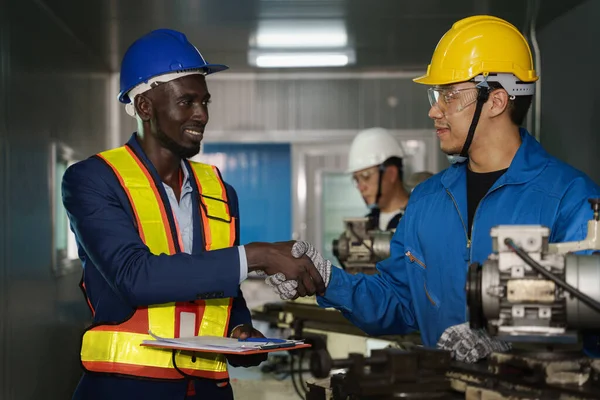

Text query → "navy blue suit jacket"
[62,134,251,399]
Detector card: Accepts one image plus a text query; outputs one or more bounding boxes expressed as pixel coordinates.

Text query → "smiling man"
[62,29,324,400]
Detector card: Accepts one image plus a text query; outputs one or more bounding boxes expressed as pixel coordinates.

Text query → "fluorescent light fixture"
[255,20,347,48]
[254,52,351,68]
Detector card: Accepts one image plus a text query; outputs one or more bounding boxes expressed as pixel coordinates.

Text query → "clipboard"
[141,340,311,355]
[141,331,311,355]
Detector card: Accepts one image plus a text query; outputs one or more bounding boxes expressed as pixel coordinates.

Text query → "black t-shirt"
[467,167,508,237]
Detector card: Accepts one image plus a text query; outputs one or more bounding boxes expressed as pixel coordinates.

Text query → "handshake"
[245,241,332,299]
[245,240,512,364]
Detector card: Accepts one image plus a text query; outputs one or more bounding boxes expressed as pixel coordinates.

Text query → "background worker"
[347,127,411,231]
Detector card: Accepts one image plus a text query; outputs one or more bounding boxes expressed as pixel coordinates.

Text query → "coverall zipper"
[406,250,426,268]
[445,185,506,261]
[446,184,506,321]
[468,184,505,262]
[405,251,436,306]
[445,189,470,249]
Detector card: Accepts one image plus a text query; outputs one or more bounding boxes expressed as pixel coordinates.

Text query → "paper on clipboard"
[143,331,306,353]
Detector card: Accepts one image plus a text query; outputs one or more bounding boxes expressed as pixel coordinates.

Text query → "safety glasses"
[427,86,480,116]
[351,168,379,187]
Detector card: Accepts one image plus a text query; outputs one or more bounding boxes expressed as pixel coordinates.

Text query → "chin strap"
[366,164,386,228]
[371,164,385,207]
[448,77,491,164]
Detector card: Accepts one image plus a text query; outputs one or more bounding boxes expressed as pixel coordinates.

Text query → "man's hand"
[261,241,332,300]
[245,241,325,297]
[226,324,268,368]
[436,322,511,363]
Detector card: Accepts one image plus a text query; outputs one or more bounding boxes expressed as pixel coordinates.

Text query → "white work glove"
[289,241,332,287]
[258,241,332,300]
[263,271,298,300]
[436,322,511,363]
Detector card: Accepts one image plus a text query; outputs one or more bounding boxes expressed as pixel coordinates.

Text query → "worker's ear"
[384,165,398,183]
[134,94,154,122]
[488,88,510,118]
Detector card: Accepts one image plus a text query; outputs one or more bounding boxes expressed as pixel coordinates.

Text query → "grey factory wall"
[538,0,600,184]
[119,74,435,143]
[0,0,110,398]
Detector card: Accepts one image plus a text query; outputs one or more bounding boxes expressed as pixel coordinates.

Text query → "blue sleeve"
[550,176,600,246]
[550,175,600,358]
[317,216,418,336]
[224,182,252,334]
[62,160,242,307]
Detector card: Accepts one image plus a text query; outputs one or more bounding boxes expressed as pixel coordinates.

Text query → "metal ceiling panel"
[39,0,587,71]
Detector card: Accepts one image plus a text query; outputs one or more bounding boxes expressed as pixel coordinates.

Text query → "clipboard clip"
[238,337,287,343]
[238,337,303,350]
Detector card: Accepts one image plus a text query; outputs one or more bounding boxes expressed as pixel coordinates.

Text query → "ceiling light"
[249,50,355,68]
[254,20,347,48]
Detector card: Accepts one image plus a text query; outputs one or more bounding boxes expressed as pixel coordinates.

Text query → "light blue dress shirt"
[161,162,248,282]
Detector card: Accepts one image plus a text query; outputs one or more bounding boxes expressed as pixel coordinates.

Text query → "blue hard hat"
[118,29,228,103]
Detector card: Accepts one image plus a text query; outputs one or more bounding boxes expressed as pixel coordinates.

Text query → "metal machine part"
[301,200,600,399]
[447,350,600,400]
[252,301,423,399]
[565,253,600,330]
[549,199,600,254]
[332,217,393,274]
[467,199,600,342]
[307,347,454,399]
[307,347,600,400]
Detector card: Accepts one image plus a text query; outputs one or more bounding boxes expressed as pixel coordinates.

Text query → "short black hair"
[383,156,403,183]
[487,81,533,126]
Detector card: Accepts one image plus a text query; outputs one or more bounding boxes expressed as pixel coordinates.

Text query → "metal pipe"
[527,0,542,142]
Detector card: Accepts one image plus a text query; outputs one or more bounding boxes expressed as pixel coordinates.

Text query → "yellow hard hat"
[414,15,538,86]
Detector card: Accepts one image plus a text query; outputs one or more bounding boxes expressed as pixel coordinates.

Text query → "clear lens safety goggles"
[351,167,379,187]
[427,86,480,116]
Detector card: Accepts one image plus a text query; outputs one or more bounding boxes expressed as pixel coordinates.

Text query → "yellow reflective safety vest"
[80,144,235,380]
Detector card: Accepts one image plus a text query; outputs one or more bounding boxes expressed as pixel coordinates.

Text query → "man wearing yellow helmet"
[413,15,538,166]
[277,16,600,362]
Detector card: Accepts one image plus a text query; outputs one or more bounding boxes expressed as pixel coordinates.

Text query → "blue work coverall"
[319,129,600,357]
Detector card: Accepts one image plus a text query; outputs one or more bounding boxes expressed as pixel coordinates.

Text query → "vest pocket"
[200,195,232,223]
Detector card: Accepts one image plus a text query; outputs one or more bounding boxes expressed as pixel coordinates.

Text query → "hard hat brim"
[346,162,379,174]
[412,73,458,86]
[202,63,230,75]
[118,63,230,103]
[413,71,538,86]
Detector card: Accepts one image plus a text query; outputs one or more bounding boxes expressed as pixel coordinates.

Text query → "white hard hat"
[347,128,405,173]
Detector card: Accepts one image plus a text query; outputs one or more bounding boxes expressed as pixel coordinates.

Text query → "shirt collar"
[179,160,191,188]
[127,133,193,189]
